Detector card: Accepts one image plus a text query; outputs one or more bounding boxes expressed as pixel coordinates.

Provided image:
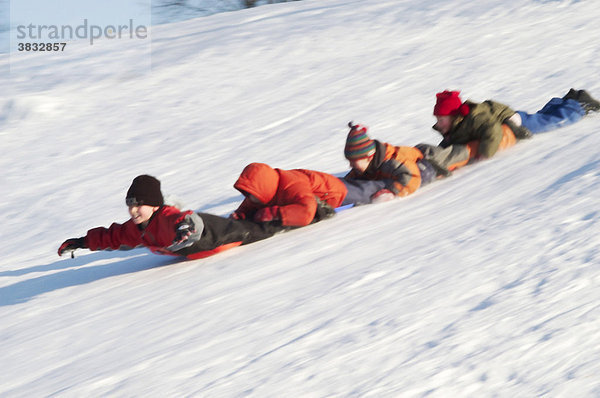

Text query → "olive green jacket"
[438,100,515,158]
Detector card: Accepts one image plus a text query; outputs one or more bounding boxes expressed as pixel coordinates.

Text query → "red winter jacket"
[85,205,191,256]
[84,206,278,260]
[233,163,348,227]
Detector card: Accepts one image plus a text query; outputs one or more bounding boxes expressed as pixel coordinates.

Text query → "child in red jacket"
[58,175,278,260]
[230,159,399,227]
[230,163,351,227]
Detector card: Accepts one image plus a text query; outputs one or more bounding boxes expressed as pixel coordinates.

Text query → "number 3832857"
[18,43,67,51]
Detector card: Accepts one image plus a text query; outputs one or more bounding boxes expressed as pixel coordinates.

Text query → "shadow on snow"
[0,249,181,307]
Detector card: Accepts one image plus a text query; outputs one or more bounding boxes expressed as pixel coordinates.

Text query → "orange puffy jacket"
[345,141,424,197]
[233,163,348,227]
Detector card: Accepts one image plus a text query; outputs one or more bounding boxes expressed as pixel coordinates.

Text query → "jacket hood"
[234,163,280,204]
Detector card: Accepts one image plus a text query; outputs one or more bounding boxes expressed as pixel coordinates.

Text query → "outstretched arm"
[57,237,87,257]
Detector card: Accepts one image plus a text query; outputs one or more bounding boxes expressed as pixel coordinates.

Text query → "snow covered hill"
[1,0,599,396]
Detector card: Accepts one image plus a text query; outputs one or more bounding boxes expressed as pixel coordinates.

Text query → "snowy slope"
[1,0,600,396]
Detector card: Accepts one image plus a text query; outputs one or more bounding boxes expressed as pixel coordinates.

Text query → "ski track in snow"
[1,0,600,396]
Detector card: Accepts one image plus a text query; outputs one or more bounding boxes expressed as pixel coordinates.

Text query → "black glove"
[58,237,86,258]
[167,214,203,252]
[174,217,196,243]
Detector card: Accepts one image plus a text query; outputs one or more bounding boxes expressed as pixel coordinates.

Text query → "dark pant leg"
[417,159,437,186]
[176,213,281,257]
[340,178,386,206]
[415,143,469,174]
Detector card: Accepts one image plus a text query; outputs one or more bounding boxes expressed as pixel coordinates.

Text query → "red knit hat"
[434,90,470,116]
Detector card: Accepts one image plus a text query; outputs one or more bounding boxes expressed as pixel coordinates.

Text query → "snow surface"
[1,0,600,396]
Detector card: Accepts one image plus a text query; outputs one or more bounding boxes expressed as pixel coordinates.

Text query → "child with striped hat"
[343,123,438,201]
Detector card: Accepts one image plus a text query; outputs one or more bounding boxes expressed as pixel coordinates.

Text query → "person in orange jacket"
[342,123,440,200]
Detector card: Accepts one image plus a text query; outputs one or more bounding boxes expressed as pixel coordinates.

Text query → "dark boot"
[563,88,600,114]
[562,88,579,101]
[577,90,600,114]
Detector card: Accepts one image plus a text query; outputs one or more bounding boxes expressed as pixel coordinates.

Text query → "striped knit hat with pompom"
[344,123,376,160]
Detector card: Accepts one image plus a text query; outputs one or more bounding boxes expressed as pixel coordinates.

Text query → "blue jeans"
[517,98,585,134]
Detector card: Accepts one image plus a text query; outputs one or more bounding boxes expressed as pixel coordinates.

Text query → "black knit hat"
[125,175,164,207]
